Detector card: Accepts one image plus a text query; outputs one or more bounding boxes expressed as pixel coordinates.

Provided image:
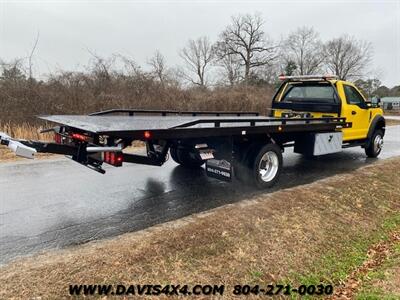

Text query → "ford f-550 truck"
[0,75,385,189]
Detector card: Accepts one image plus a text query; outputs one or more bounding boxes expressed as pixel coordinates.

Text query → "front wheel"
[365,129,384,158]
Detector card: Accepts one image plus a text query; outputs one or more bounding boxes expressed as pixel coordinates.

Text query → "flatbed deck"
[40,114,350,139]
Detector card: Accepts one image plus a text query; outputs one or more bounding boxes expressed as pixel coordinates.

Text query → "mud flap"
[206,159,232,182]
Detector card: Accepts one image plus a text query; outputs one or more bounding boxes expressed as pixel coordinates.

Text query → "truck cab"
[272,75,385,157]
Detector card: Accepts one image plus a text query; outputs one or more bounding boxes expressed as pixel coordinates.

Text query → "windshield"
[281,84,337,103]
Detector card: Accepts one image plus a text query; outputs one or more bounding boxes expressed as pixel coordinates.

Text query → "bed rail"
[89,109,260,117]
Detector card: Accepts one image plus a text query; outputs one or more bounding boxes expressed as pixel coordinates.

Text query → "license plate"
[200,151,214,160]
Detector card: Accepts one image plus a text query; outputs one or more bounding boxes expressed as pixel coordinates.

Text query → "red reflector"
[110,153,115,165]
[104,152,110,163]
[54,133,62,144]
[71,133,89,142]
[103,152,123,167]
[144,131,151,139]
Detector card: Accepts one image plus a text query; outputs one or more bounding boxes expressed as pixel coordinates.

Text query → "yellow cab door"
[337,82,370,141]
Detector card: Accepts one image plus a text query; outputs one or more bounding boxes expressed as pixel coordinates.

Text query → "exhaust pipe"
[86,145,123,153]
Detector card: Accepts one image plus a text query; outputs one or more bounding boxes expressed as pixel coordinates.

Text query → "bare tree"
[87,50,116,82]
[323,35,372,80]
[215,13,277,82]
[86,50,117,96]
[117,54,142,77]
[216,53,242,86]
[282,26,324,75]
[179,36,214,87]
[249,63,276,85]
[28,32,40,81]
[148,50,168,84]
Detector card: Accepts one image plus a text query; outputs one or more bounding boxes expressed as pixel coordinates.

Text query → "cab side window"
[343,85,365,106]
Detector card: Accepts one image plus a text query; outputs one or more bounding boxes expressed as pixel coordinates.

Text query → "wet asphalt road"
[1,126,399,265]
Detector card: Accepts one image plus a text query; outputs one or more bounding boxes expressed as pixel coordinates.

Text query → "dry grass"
[0,157,399,299]
[0,122,53,141]
[384,110,400,116]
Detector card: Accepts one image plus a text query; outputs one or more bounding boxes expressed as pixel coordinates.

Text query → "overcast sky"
[1,0,399,87]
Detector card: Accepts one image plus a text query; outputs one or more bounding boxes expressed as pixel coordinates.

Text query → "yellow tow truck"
[0,75,386,189]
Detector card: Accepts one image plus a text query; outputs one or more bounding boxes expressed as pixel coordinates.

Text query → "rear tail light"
[144,130,152,139]
[71,133,90,142]
[54,133,62,144]
[103,151,123,167]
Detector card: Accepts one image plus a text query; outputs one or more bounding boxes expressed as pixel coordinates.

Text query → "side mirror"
[371,97,381,107]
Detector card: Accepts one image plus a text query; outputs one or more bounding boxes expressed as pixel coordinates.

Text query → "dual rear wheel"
[170,147,205,168]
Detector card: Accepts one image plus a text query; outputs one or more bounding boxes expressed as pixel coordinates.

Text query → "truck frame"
[0,75,385,189]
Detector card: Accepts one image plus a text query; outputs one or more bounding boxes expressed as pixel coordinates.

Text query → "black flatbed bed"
[40,113,349,139]
[40,115,272,132]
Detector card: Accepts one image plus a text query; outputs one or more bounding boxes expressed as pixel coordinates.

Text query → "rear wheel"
[170,146,181,164]
[236,143,283,189]
[365,129,384,158]
[170,147,204,168]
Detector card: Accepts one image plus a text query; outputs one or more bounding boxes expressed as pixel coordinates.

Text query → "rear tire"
[365,129,384,158]
[252,144,283,189]
[170,147,204,168]
[236,143,283,189]
[170,147,181,164]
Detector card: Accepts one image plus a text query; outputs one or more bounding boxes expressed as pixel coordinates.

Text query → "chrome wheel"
[258,151,279,182]
[373,134,383,154]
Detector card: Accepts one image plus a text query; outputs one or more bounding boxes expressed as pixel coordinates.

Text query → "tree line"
[178,13,374,86]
